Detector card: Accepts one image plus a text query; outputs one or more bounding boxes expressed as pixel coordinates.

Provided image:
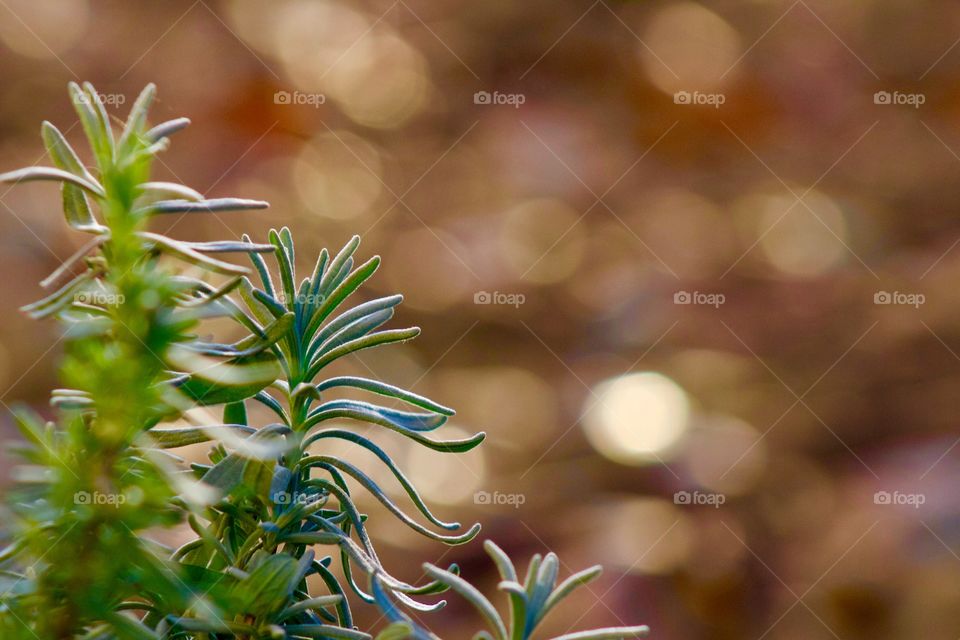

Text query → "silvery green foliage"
[0,83,648,640]
[373,541,648,640]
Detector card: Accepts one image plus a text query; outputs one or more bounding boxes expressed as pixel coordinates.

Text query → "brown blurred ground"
[3,0,960,637]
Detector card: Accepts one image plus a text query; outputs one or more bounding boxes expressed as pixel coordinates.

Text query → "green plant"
[0,83,649,640]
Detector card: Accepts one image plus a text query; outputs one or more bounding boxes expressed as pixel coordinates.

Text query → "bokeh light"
[582,372,691,465]
[639,2,742,94]
[0,0,89,60]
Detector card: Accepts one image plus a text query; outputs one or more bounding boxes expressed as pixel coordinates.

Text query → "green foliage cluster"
[0,83,649,640]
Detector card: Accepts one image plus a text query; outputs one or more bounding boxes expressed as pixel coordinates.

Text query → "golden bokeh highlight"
[293,131,384,221]
[383,227,473,311]
[639,2,742,94]
[597,498,694,574]
[501,198,585,284]
[582,372,691,465]
[683,414,767,495]
[734,189,850,277]
[405,425,486,505]
[0,0,89,59]
[635,189,735,278]
[227,0,430,129]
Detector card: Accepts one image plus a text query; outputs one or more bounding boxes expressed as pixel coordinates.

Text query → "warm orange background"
[1,1,960,638]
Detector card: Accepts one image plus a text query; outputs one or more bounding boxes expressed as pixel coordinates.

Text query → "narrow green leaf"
[305,255,380,337]
[306,295,403,360]
[223,401,247,426]
[68,81,110,163]
[269,228,296,310]
[281,624,371,640]
[317,376,456,416]
[139,231,248,275]
[484,541,518,583]
[82,82,115,157]
[305,429,462,530]
[118,83,156,154]
[182,240,275,254]
[307,399,446,432]
[235,555,299,616]
[422,564,507,640]
[137,181,203,202]
[308,328,420,379]
[141,198,269,215]
[548,627,649,640]
[278,595,344,621]
[375,622,414,640]
[318,235,361,296]
[0,166,104,196]
[145,117,190,141]
[40,120,97,184]
[169,348,282,406]
[148,424,255,449]
[539,566,603,627]
[62,183,106,233]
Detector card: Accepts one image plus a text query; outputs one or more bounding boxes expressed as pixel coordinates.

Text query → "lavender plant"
[0,83,649,640]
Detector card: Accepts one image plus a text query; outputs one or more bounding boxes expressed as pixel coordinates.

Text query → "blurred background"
[1,0,960,637]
